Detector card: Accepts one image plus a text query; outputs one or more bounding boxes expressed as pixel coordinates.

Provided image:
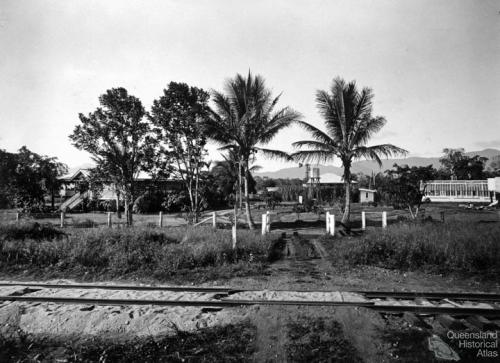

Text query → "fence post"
[16,212,20,223]
[361,211,366,230]
[60,212,65,228]
[261,214,267,235]
[382,211,387,228]
[212,212,216,228]
[266,211,271,233]
[232,225,237,249]
[159,211,163,228]
[107,212,112,227]
[326,211,330,233]
[440,211,445,223]
[329,214,335,236]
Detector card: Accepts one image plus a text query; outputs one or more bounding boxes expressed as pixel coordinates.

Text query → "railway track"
[0,282,499,318]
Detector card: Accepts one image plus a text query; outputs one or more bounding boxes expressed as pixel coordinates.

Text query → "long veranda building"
[420,177,500,203]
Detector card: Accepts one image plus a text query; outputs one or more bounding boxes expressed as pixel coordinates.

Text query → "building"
[359,188,377,203]
[58,169,182,211]
[421,177,500,203]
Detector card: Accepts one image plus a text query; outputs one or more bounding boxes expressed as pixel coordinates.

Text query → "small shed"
[359,188,377,203]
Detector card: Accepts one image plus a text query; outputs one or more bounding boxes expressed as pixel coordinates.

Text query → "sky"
[1,0,499,172]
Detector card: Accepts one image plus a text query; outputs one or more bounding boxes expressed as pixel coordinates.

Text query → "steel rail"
[0,282,240,294]
[0,295,374,308]
[1,283,500,303]
[0,295,499,317]
[356,291,500,302]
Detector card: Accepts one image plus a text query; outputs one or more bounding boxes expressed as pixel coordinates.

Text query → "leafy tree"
[383,164,436,219]
[0,147,67,211]
[206,71,301,229]
[439,148,488,180]
[292,77,407,224]
[69,88,153,225]
[149,82,210,223]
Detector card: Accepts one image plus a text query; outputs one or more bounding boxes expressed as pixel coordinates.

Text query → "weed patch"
[320,221,500,276]
[0,321,256,362]
[0,226,281,281]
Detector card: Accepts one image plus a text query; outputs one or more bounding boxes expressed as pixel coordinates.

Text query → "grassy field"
[0,223,283,281]
[1,203,498,281]
[321,217,500,277]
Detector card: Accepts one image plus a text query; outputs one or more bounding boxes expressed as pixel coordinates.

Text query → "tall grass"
[321,221,500,275]
[0,224,279,279]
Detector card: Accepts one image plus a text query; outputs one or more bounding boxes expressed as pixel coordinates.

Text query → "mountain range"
[254,148,500,179]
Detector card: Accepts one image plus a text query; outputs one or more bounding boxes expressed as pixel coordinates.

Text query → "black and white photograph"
[0,0,499,361]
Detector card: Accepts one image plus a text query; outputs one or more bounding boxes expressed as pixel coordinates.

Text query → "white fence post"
[232,225,237,249]
[326,211,330,233]
[329,214,335,236]
[382,211,387,228]
[212,212,217,228]
[16,212,20,223]
[107,212,112,227]
[266,211,271,233]
[60,212,65,228]
[361,211,366,230]
[261,214,267,235]
[159,211,163,227]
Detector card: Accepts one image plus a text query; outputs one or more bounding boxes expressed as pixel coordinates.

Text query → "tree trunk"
[116,189,121,219]
[51,188,55,210]
[341,164,352,225]
[124,196,130,226]
[244,160,255,229]
[238,159,243,211]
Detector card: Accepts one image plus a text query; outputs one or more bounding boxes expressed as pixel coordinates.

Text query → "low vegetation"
[0,221,66,241]
[321,220,500,277]
[0,223,281,281]
[0,321,256,362]
[286,316,362,362]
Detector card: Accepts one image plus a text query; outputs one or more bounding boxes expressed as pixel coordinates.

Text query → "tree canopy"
[149,82,211,222]
[69,87,153,225]
[0,147,67,211]
[206,71,302,228]
[292,77,407,224]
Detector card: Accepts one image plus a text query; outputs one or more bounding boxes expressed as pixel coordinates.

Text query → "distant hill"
[254,148,500,178]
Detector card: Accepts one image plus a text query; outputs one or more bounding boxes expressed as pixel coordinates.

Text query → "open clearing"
[1,204,499,362]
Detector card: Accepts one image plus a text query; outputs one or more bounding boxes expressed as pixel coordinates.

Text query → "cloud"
[475,140,500,149]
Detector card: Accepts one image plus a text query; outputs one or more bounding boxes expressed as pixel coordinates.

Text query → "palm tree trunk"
[238,159,243,211]
[342,164,352,225]
[244,160,255,229]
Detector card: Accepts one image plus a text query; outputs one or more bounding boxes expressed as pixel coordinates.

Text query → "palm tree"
[206,72,301,229]
[292,77,407,224]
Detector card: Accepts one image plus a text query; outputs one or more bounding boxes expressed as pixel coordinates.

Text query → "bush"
[0,226,280,279]
[321,221,500,274]
[0,222,66,241]
[133,192,164,214]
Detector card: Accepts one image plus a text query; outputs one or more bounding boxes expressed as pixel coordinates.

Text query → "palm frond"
[352,144,408,167]
[291,150,335,163]
[295,121,333,145]
[292,140,333,151]
[254,147,293,161]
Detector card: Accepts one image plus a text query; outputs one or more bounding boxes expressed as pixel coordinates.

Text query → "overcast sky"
[1,0,499,171]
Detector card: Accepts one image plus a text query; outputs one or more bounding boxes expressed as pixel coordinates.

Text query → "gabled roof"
[359,188,377,193]
[59,168,91,181]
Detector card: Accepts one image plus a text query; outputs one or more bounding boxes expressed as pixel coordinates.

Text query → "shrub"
[0,226,280,279]
[0,222,66,241]
[321,221,500,274]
